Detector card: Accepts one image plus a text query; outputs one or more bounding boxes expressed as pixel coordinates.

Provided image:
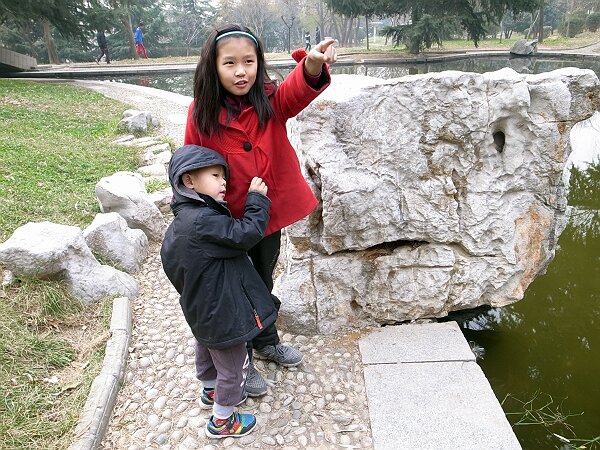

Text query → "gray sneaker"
[254,344,304,367]
[245,364,268,397]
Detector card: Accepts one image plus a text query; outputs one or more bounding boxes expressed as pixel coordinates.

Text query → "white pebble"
[147,414,160,427]
[153,395,168,410]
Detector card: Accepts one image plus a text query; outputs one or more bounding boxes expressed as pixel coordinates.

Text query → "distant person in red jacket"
[184,24,337,398]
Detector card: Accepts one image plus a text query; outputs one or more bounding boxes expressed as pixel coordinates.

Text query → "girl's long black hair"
[192,24,275,137]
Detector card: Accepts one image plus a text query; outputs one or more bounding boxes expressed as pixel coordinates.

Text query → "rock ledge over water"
[276,67,600,334]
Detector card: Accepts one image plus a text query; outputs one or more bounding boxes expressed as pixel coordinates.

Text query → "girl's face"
[216,37,258,97]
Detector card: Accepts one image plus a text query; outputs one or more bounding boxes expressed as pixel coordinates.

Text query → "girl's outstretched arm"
[305,39,337,76]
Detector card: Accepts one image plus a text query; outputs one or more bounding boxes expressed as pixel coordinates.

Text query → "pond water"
[108,55,600,99]
[114,56,600,449]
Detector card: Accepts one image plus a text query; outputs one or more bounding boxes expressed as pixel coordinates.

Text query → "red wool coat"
[184,58,331,236]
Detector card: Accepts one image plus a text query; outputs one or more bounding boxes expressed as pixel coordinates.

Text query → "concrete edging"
[69,297,132,450]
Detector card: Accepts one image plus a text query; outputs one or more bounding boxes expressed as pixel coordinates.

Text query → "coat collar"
[218,82,276,129]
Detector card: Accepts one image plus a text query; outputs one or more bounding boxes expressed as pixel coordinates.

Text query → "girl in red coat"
[184,24,336,396]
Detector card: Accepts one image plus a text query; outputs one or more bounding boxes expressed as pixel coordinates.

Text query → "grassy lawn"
[0,79,140,449]
[0,80,140,241]
[336,29,600,54]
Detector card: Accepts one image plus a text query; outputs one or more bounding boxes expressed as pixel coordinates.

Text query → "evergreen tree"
[0,0,86,38]
[324,0,542,53]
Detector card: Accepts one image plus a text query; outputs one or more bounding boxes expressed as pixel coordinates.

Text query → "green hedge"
[586,12,600,32]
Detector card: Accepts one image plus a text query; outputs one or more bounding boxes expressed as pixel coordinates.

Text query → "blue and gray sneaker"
[205,412,256,438]
[245,363,268,397]
[254,344,304,367]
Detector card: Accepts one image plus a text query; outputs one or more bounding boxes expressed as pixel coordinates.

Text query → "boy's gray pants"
[195,340,248,406]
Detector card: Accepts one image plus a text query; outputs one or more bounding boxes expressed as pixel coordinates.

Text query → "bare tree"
[236,0,277,38]
[278,0,300,50]
[218,0,240,24]
[181,16,205,55]
[281,14,295,52]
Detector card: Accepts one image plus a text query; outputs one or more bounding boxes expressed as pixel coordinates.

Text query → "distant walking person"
[304,31,311,51]
[315,25,321,43]
[96,30,110,64]
[134,20,148,59]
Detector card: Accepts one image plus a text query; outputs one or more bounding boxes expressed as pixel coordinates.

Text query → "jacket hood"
[169,144,229,205]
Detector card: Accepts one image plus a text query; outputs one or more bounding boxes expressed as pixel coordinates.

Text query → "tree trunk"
[317,0,325,38]
[365,15,370,50]
[409,9,421,53]
[332,14,352,46]
[342,16,353,46]
[120,14,137,59]
[526,10,541,40]
[499,19,503,42]
[538,3,545,43]
[332,15,341,43]
[281,15,294,53]
[42,19,59,64]
[566,0,572,38]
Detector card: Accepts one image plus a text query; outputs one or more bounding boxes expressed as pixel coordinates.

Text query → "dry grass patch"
[0,79,139,449]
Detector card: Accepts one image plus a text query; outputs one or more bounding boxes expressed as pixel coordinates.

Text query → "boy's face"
[182,165,227,201]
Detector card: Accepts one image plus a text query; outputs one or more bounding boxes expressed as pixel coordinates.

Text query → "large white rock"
[510,39,538,56]
[83,212,149,273]
[95,171,166,241]
[275,67,600,334]
[0,221,138,304]
[118,110,153,133]
[137,163,167,177]
[148,187,173,214]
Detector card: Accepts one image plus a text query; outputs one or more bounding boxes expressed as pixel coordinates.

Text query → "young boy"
[160,144,277,438]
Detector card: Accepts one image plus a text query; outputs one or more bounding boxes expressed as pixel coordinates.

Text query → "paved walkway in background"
[10,40,600,81]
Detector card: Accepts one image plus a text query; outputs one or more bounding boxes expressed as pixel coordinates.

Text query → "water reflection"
[106,56,600,98]
[458,160,600,449]
[570,112,600,171]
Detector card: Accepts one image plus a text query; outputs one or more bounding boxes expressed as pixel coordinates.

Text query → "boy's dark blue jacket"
[160,144,277,349]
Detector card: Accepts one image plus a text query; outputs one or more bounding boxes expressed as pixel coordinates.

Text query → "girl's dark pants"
[247,230,282,358]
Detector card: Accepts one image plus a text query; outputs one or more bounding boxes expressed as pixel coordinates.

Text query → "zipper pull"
[254,310,263,329]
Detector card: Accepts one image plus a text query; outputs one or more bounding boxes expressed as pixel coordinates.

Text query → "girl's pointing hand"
[305,38,337,76]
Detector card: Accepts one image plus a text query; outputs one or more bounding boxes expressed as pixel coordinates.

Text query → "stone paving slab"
[359,322,475,364]
[360,325,521,450]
